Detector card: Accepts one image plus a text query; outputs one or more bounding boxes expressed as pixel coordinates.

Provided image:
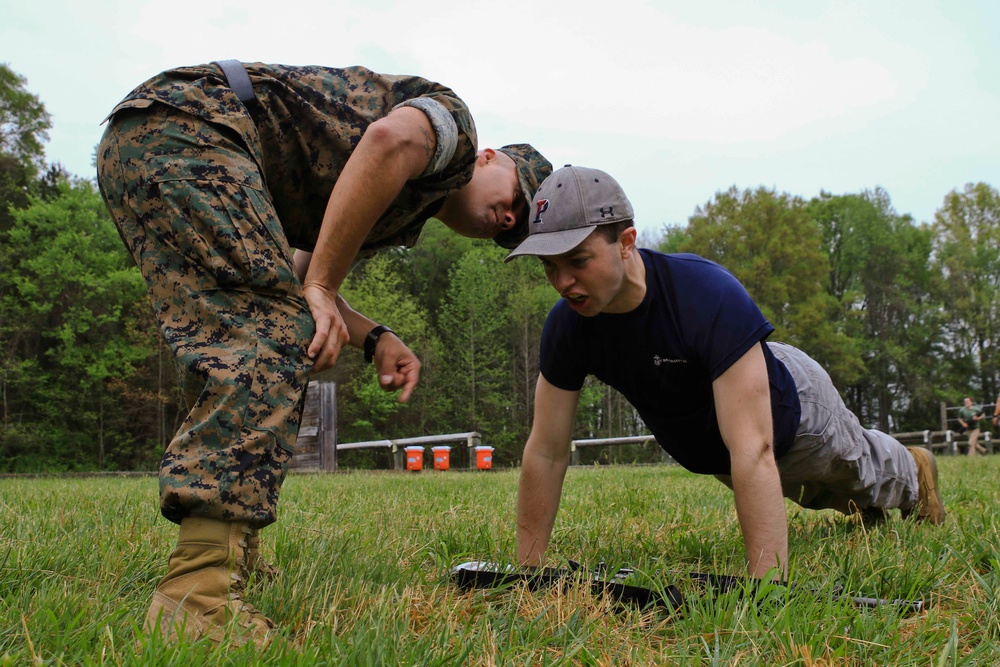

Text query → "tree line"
[2,63,999,473]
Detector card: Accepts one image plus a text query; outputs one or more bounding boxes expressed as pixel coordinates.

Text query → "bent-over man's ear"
[478,148,497,164]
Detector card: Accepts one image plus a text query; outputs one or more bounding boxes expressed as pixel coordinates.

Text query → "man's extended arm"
[516,376,581,567]
[713,343,788,579]
[302,105,438,373]
[337,295,421,403]
[294,250,420,401]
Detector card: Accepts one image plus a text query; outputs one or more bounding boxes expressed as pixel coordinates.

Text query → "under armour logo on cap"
[532,199,549,224]
[600,206,614,218]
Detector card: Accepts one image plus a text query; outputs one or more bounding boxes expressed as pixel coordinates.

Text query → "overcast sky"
[4,0,998,236]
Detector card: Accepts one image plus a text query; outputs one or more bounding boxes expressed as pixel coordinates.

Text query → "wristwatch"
[364,325,396,364]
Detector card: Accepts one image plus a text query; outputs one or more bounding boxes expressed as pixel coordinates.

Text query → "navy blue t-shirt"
[539,250,801,475]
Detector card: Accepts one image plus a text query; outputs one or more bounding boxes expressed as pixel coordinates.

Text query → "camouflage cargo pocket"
[140,150,296,295]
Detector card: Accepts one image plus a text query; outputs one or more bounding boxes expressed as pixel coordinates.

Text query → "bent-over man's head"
[437,144,552,248]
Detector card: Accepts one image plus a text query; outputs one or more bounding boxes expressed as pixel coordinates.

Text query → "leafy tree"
[337,252,439,445]
[654,224,691,254]
[0,64,49,167]
[931,182,1000,405]
[403,220,479,327]
[681,186,858,386]
[437,244,515,455]
[498,255,557,441]
[808,189,938,430]
[0,64,52,231]
[0,180,156,470]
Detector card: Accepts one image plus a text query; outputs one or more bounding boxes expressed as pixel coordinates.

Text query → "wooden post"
[467,433,481,469]
[940,401,948,433]
[319,382,337,472]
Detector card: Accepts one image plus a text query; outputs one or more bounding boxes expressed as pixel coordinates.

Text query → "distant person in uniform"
[958,397,987,456]
[506,166,944,581]
[97,60,551,645]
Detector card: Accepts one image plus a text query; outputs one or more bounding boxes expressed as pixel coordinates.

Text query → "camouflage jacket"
[107,63,478,253]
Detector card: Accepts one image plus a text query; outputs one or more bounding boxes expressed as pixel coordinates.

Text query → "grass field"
[2,455,998,666]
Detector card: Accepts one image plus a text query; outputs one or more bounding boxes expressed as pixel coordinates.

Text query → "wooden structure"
[892,429,994,456]
[292,381,337,471]
[570,435,675,466]
[571,429,996,467]
[291,380,483,471]
[339,432,483,470]
[289,386,995,473]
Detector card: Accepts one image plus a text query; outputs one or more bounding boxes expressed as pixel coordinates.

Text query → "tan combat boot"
[144,517,276,647]
[245,528,280,581]
[904,446,945,525]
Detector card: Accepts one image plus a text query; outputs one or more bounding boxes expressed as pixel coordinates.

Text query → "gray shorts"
[718,342,918,514]
[769,342,918,513]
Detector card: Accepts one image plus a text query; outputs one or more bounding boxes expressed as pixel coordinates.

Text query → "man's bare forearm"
[516,446,569,566]
[304,107,435,293]
[334,295,379,349]
[730,451,787,579]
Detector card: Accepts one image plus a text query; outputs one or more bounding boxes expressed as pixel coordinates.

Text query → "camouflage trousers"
[97,103,314,528]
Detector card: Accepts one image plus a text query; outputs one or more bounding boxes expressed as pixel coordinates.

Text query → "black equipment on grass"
[451,561,924,615]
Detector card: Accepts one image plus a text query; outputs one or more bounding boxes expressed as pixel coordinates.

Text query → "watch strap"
[364,325,395,364]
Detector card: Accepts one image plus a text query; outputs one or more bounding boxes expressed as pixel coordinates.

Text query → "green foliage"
[438,245,512,442]
[931,183,1000,402]
[0,64,50,167]
[683,186,858,384]
[0,64,52,232]
[0,180,159,470]
[5,63,1000,470]
[494,254,557,455]
[653,224,690,254]
[403,220,480,326]
[337,252,439,444]
[809,189,939,430]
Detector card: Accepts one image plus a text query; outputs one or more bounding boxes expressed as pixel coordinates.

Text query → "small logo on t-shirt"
[653,355,687,367]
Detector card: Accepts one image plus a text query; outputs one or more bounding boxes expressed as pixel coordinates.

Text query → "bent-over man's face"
[439,150,526,240]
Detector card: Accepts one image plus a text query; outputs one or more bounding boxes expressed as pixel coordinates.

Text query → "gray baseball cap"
[503,165,634,262]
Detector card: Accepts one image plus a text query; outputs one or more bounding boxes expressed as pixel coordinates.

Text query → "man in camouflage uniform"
[97,61,551,646]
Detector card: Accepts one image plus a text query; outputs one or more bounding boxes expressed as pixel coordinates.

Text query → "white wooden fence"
[337,432,483,470]
[292,382,994,473]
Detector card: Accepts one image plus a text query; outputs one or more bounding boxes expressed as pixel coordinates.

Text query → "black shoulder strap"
[213,59,259,121]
